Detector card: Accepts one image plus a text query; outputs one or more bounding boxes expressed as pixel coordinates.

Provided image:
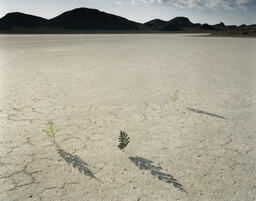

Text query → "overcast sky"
[0,0,255,25]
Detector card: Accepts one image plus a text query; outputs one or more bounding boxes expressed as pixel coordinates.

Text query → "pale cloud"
[119,0,255,10]
[205,0,234,9]
[115,1,124,4]
[236,0,250,10]
[131,0,155,4]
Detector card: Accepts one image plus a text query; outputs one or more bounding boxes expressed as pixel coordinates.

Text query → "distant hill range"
[0,7,255,36]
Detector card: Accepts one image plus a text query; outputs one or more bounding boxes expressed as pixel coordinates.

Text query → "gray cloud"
[121,0,255,10]
[236,0,254,10]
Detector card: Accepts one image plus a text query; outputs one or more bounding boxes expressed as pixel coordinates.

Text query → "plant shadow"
[129,156,185,192]
[187,107,227,120]
[57,148,97,180]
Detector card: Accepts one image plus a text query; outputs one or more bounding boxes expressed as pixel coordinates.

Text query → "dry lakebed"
[0,34,256,201]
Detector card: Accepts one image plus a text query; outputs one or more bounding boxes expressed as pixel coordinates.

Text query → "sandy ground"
[0,34,256,201]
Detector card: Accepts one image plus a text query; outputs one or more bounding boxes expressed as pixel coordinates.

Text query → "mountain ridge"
[47,8,140,30]
[0,7,255,36]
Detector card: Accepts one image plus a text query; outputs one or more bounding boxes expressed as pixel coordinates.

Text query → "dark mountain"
[0,7,141,32]
[142,17,197,31]
[200,23,216,30]
[0,7,254,36]
[226,25,237,29]
[142,19,167,30]
[47,8,140,30]
[167,17,194,28]
[0,12,47,29]
[161,17,197,31]
[213,22,225,29]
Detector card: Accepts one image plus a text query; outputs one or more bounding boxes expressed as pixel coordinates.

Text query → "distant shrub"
[171,90,179,102]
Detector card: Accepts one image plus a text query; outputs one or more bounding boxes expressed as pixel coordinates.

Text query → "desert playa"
[0,34,256,201]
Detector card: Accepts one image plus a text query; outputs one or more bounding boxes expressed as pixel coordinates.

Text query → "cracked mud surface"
[0,34,255,201]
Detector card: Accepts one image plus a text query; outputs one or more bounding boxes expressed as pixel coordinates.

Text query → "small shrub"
[44,120,59,140]
[171,90,179,102]
[118,130,130,150]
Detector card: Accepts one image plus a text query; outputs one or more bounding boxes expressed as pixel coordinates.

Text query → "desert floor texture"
[0,34,256,201]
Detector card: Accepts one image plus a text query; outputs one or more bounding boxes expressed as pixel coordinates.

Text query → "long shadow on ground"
[129,156,185,192]
[57,148,97,180]
[187,107,227,120]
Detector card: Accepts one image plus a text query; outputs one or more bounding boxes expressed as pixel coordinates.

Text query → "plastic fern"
[171,90,179,102]
[118,130,130,150]
[44,120,59,140]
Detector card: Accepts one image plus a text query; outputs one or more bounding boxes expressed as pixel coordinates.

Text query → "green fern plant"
[118,130,130,150]
[171,90,179,102]
[44,120,59,140]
